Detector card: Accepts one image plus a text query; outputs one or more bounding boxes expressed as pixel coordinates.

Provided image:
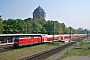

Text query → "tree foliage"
[24,18,33,33]
[44,20,54,34]
[54,21,63,34]
[0,16,3,33]
[32,21,42,33]
[1,18,81,34]
[0,22,3,34]
[2,19,27,34]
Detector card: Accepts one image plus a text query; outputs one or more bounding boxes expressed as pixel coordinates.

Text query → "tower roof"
[33,6,46,14]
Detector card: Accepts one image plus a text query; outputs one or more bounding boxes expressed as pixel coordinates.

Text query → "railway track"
[0,44,14,53]
[22,42,76,60]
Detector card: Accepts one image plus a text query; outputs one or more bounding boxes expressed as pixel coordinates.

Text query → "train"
[13,34,87,48]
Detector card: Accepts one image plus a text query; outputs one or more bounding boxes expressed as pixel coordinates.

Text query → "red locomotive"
[13,34,86,48]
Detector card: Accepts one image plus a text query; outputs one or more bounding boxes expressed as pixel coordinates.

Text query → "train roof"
[0,34,47,37]
[61,34,70,36]
[0,34,86,37]
[59,34,86,36]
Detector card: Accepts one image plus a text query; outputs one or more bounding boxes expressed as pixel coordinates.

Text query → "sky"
[0,0,90,29]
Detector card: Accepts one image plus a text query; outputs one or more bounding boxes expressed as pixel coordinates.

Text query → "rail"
[22,42,77,60]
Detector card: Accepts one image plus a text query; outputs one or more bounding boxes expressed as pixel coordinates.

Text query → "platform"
[0,42,14,46]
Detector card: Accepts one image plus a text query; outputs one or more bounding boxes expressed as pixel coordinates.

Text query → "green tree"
[3,19,15,33]
[0,15,2,21]
[3,19,27,34]
[37,19,46,34]
[37,19,46,25]
[61,23,66,34]
[62,28,69,34]
[44,20,55,34]
[41,27,46,34]
[24,18,43,34]
[72,29,78,34]
[24,18,34,33]
[14,19,27,33]
[54,21,63,34]
[68,27,73,34]
[32,21,42,33]
[0,16,3,33]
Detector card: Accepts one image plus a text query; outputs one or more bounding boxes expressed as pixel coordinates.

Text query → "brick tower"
[33,6,46,19]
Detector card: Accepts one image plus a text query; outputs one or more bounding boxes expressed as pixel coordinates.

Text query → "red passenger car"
[46,35,61,42]
[61,35,70,40]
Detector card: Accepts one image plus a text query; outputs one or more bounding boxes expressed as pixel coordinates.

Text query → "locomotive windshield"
[14,38,18,42]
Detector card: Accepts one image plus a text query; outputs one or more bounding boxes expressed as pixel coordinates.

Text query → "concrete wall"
[45,42,77,60]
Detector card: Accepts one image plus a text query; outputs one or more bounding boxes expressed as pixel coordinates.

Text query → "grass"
[61,37,90,60]
[0,42,65,60]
